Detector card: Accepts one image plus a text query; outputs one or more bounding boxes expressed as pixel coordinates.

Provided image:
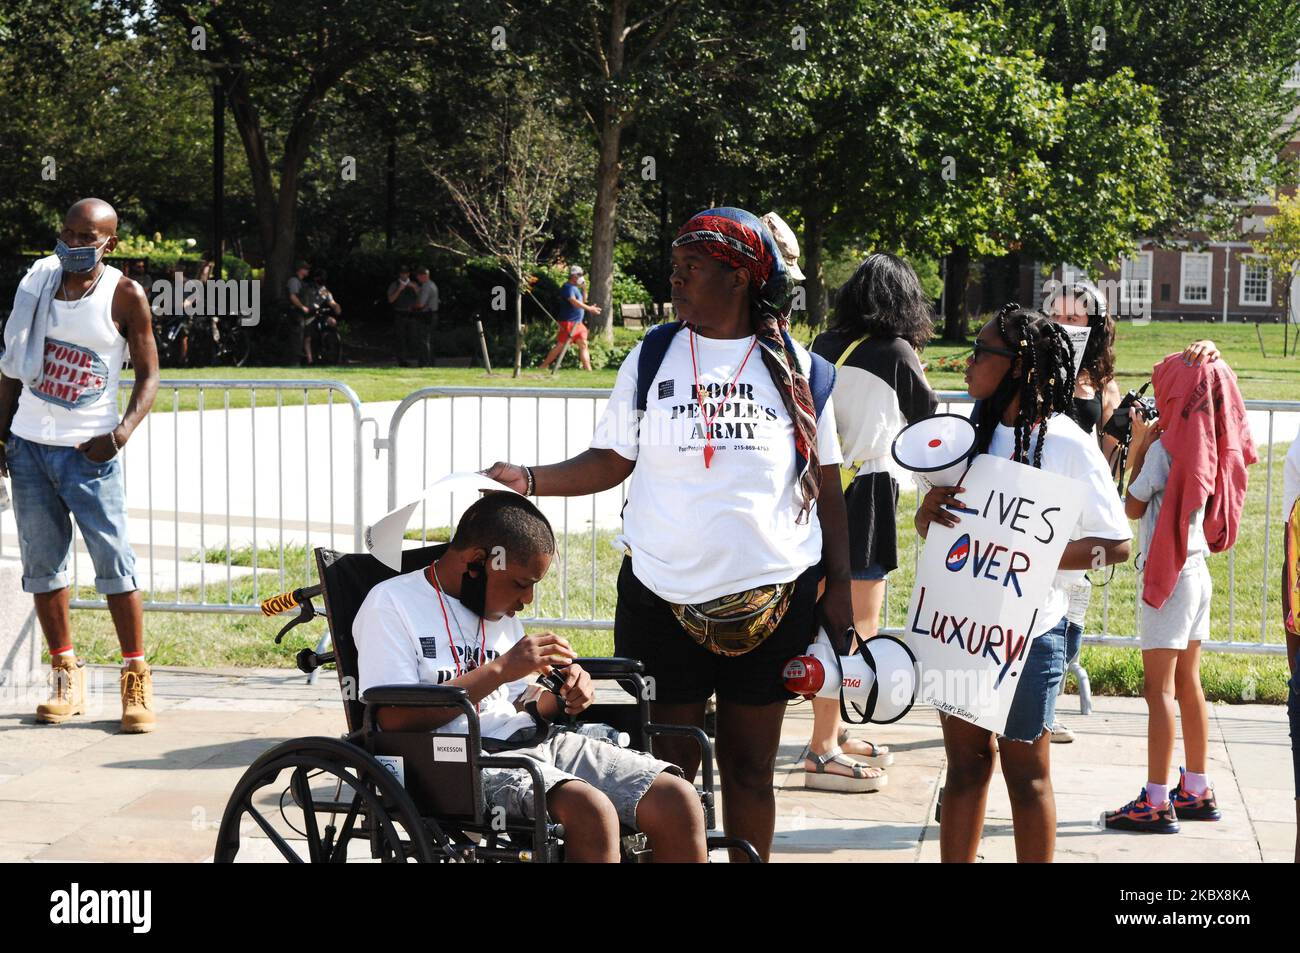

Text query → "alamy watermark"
[151,271,260,327]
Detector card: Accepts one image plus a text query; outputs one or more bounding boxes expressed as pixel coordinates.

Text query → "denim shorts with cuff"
[5,433,137,595]
[999,616,1067,744]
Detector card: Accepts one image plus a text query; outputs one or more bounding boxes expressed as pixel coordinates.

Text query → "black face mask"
[459,561,488,617]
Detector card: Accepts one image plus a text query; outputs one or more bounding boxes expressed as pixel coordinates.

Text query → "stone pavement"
[0,665,1292,862]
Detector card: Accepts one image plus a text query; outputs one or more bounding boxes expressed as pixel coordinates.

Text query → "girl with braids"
[484,208,850,860]
[1046,280,1220,744]
[916,304,1132,862]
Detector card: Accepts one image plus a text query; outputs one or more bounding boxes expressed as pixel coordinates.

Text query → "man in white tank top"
[0,198,161,733]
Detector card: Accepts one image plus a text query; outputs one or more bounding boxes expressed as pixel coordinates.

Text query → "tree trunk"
[802,206,828,327]
[513,285,523,378]
[587,0,628,344]
[942,245,972,342]
[589,107,623,344]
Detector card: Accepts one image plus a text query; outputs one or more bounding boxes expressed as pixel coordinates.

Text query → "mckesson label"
[432,736,469,763]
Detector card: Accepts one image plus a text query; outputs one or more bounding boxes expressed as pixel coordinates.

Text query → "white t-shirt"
[354,569,537,740]
[591,330,842,605]
[1284,439,1300,523]
[986,413,1131,637]
[1128,439,1207,574]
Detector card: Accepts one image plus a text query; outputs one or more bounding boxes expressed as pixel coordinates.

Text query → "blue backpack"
[633,321,836,462]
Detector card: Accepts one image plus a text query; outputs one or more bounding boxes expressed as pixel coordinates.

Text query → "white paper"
[1061,324,1091,378]
[363,471,520,570]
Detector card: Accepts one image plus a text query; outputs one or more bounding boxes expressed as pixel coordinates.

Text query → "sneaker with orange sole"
[1170,767,1221,821]
[1104,788,1180,834]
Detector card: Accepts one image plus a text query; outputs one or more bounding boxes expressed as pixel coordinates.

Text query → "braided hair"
[973,303,1079,469]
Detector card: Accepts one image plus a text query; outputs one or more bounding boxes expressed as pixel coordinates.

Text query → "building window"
[1239,256,1272,306]
[1119,251,1152,311]
[1180,252,1213,304]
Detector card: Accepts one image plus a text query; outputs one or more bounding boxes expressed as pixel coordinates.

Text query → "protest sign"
[903,453,1084,733]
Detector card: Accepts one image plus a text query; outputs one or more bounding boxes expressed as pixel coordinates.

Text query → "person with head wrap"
[484,207,851,860]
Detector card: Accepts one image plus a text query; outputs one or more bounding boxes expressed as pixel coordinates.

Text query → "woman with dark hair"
[801,252,939,791]
[1047,280,1219,743]
[916,304,1131,862]
[483,207,851,860]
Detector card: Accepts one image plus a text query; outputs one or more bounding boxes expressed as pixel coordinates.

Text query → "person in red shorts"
[541,265,599,371]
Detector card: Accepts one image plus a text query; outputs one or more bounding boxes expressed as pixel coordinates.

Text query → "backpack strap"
[782,327,835,420]
[635,321,686,413]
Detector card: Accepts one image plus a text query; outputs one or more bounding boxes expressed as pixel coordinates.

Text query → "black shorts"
[613,557,821,706]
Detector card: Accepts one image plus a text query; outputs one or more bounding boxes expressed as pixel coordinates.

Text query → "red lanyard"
[689,329,758,468]
[426,564,487,711]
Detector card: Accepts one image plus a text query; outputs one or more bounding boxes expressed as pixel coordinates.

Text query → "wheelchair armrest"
[645,722,716,828]
[573,657,645,679]
[362,683,470,707]
[362,684,475,720]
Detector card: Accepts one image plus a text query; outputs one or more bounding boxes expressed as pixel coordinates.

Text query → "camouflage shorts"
[480,729,678,828]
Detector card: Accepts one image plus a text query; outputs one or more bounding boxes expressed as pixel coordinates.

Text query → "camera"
[1102,382,1158,444]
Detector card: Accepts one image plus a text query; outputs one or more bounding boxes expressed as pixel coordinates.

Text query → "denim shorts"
[1064,621,1083,667]
[1000,616,1067,744]
[851,563,889,582]
[481,727,680,828]
[4,433,137,595]
[1288,647,1299,799]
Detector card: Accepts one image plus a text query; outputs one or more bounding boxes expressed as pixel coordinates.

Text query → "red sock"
[50,644,75,658]
[122,651,145,664]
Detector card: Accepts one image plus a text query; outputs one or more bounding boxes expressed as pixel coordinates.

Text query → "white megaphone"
[782,628,919,725]
[890,413,977,488]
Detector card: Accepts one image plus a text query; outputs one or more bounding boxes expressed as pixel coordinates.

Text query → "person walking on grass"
[540,265,598,371]
[1104,353,1255,833]
[0,197,160,733]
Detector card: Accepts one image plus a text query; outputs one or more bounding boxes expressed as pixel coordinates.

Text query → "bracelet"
[523,465,535,496]
[109,429,122,452]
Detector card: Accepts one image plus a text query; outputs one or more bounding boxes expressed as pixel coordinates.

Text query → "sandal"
[837,726,894,768]
[804,745,887,793]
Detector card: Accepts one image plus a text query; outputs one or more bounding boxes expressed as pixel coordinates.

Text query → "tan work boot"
[119,659,156,733]
[35,655,87,723]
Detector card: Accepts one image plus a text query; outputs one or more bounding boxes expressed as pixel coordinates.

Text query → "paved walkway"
[0,666,1292,862]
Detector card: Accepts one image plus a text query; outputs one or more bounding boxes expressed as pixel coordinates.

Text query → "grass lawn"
[136,320,1300,409]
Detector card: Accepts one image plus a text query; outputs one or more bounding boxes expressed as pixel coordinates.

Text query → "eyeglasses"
[972,341,1017,361]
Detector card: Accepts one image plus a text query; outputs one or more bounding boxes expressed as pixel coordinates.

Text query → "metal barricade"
[377,386,622,630]
[383,387,1298,655]
[57,379,369,615]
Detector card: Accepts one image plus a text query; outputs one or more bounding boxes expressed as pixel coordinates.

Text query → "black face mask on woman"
[459,561,488,617]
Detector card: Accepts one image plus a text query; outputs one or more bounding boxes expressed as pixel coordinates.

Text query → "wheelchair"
[213,543,761,863]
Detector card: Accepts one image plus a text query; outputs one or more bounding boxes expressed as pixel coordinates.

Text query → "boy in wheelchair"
[354,492,707,862]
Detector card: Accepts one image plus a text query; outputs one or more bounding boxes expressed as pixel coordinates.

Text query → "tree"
[973,0,1300,237]
[1253,190,1300,354]
[505,0,779,341]
[432,94,581,376]
[142,0,453,318]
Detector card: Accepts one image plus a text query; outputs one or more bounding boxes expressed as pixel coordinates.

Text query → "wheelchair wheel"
[213,736,436,863]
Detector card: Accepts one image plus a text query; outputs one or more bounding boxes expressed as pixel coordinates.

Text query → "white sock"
[1183,771,1209,796]
[1146,782,1170,806]
[52,646,75,658]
